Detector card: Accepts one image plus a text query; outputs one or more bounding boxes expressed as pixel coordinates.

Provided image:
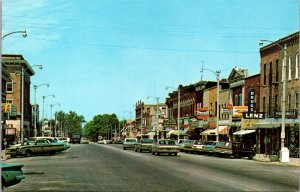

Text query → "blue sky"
[2,0,299,121]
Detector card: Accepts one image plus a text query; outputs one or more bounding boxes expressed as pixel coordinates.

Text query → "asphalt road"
[5,143,299,192]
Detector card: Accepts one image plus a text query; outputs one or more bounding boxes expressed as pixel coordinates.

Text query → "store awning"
[200,126,228,136]
[180,128,189,135]
[233,129,256,135]
[145,132,155,136]
[167,130,178,135]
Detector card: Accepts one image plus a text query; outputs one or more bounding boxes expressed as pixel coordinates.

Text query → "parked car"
[183,140,200,153]
[151,139,180,156]
[215,141,256,159]
[134,139,154,152]
[123,138,138,150]
[201,141,218,154]
[1,162,25,190]
[6,138,65,157]
[191,141,206,154]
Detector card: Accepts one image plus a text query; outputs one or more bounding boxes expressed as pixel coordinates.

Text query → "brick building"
[2,54,35,143]
[258,32,299,157]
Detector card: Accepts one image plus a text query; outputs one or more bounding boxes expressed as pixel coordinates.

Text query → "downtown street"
[4,143,299,192]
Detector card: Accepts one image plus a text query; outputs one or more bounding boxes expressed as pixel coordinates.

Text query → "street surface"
[5,143,299,192]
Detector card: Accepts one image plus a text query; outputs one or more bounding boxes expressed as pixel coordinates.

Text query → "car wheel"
[248,154,254,160]
[156,152,160,156]
[2,177,6,190]
[174,153,177,156]
[25,150,32,157]
[234,153,240,159]
[134,148,137,152]
[123,147,126,150]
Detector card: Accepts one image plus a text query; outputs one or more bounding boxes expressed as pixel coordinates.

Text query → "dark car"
[1,162,25,190]
[215,141,256,159]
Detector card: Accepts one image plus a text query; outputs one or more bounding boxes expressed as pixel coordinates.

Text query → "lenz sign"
[243,89,265,119]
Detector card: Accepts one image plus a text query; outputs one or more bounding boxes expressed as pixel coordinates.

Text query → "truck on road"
[70,133,82,144]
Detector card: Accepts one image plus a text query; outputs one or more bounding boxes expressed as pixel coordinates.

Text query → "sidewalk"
[253,154,300,166]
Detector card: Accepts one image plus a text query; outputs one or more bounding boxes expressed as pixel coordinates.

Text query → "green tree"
[83,113,119,141]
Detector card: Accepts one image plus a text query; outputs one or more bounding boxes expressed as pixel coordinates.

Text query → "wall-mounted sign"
[222,108,232,115]
[196,107,210,120]
[274,111,298,119]
[243,112,265,119]
[232,106,248,118]
[243,89,265,119]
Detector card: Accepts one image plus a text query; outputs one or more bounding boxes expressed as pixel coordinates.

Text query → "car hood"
[1,162,24,169]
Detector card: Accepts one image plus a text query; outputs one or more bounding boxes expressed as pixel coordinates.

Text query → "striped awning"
[200,126,228,135]
[233,129,256,135]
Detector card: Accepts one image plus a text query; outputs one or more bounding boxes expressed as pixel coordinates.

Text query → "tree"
[55,110,85,137]
[83,113,119,141]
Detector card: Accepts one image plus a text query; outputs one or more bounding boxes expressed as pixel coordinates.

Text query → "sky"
[2,0,299,122]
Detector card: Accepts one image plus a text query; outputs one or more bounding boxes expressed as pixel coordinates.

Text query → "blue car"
[1,162,25,190]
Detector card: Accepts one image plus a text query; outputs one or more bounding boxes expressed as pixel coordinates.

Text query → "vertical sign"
[248,89,255,113]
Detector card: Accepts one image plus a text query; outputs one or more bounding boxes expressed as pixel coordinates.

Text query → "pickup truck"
[151,139,180,156]
[6,138,65,157]
[214,141,256,159]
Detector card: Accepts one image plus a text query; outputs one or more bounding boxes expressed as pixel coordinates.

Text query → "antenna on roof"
[200,61,204,81]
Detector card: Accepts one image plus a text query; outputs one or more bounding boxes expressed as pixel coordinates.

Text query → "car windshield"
[141,139,153,143]
[126,139,137,142]
[159,140,175,145]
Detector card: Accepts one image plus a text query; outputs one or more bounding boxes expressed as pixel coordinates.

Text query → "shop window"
[295,92,298,110]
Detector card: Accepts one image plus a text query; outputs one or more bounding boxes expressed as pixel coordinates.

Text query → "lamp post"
[259,39,289,163]
[166,86,181,142]
[147,96,160,139]
[33,83,49,137]
[42,94,55,136]
[201,67,221,142]
[2,30,27,39]
[21,65,42,143]
[2,30,28,144]
[50,103,60,137]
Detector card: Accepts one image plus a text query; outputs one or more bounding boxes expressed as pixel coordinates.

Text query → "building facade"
[2,54,35,143]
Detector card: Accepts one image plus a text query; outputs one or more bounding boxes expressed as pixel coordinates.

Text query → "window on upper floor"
[282,59,285,82]
[288,56,292,81]
[276,59,279,82]
[295,92,299,110]
[288,94,292,111]
[234,95,238,106]
[263,97,266,113]
[269,61,273,85]
[6,82,13,93]
[239,93,243,106]
[264,64,267,85]
[296,54,299,79]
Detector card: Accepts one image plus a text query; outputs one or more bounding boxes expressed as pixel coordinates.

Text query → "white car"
[123,138,138,150]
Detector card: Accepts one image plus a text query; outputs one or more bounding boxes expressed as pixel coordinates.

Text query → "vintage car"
[183,140,200,153]
[123,138,138,150]
[1,162,25,189]
[134,139,154,152]
[6,138,65,157]
[151,139,180,156]
[215,141,256,159]
[191,141,205,154]
[201,141,226,154]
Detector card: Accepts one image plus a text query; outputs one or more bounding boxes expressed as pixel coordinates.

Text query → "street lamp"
[42,94,55,136]
[33,83,49,137]
[50,103,60,137]
[147,96,160,139]
[2,30,28,144]
[200,67,221,142]
[21,64,42,143]
[166,86,181,142]
[2,30,27,39]
[259,39,289,163]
